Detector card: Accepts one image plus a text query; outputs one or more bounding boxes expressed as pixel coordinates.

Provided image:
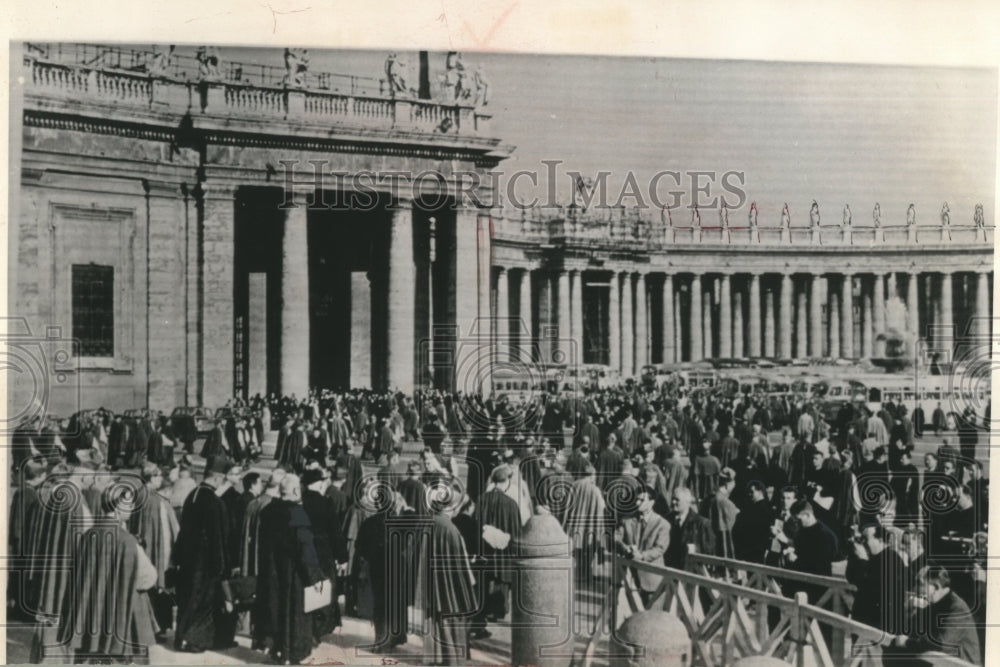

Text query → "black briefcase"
[226,575,258,611]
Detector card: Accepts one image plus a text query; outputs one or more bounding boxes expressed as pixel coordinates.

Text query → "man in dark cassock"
[376,417,397,464]
[343,477,378,619]
[254,474,326,665]
[785,500,838,604]
[474,465,523,631]
[145,419,171,466]
[356,491,419,652]
[172,457,236,653]
[845,524,907,635]
[422,414,447,454]
[732,481,773,563]
[416,487,478,665]
[324,467,349,526]
[200,420,230,461]
[376,449,406,489]
[127,463,180,638]
[398,461,430,515]
[108,415,133,469]
[242,470,282,650]
[465,438,496,501]
[595,435,625,492]
[337,438,365,506]
[242,472,263,510]
[218,463,248,575]
[56,483,158,664]
[303,425,329,467]
[8,459,47,620]
[274,416,295,464]
[29,463,95,663]
[301,468,347,643]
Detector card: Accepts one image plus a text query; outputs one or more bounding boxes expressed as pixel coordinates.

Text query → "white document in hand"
[304,578,332,613]
[482,525,511,550]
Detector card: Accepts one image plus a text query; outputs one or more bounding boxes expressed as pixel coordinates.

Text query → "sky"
[119,43,997,226]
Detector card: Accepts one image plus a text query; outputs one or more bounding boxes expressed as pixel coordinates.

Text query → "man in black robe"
[57,483,159,664]
[356,491,418,652]
[301,468,347,644]
[254,474,326,665]
[473,465,522,634]
[416,487,478,665]
[8,459,47,620]
[172,457,235,653]
[398,461,430,515]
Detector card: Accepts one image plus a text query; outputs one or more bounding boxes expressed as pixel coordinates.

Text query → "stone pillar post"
[662,274,675,364]
[841,273,854,358]
[719,274,733,358]
[387,202,416,392]
[557,270,570,364]
[622,272,634,374]
[496,267,509,361]
[571,270,585,365]
[780,273,793,359]
[976,271,991,337]
[455,208,490,388]
[702,285,714,359]
[733,289,744,358]
[862,282,873,358]
[828,288,840,358]
[635,273,648,369]
[689,274,703,361]
[764,287,776,358]
[887,272,898,300]
[609,272,621,371]
[519,269,533,356]
[247,272,268,399]
[796,281,808,358]
[748,273,762,357]
[940,272,954,339]
[907,272,920,341]
[873,273,886,336]
[281,194,310,398]
[200,182,237,407]
[809,273,824,357]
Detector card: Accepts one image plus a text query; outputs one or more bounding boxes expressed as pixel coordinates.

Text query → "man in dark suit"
[618,488,671,607]
[893,565,982,665]
[665,487,715,569]
[846,524,908,635]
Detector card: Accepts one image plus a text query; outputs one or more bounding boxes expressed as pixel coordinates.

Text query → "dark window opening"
[72,264,114,357]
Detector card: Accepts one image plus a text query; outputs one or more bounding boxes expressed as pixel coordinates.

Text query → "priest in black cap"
[301,467,347,644]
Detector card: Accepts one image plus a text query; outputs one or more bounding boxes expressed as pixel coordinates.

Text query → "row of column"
[492,266,992,376]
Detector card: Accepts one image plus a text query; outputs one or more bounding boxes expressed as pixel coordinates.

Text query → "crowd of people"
[6,379,989,665]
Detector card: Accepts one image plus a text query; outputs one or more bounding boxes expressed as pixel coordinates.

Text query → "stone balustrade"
[24,56,493,138]
[491,208,994,248]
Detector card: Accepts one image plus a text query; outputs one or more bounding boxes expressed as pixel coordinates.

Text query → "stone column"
[796,281,808,358]
[609,272,621,370]
[810,273,824,357]
[887,272,898,301]
[622,272,634,374]
[733,289,744,358]
[862,282,873,358]
[718,274,732,358]
[247,272,268,398]
[455,208,490,389]
[873,273,886,336]
[841,273,854,358]
[689,274,703,361]
[386,203,416,392]
[556,271,570,365]
[662,274,675,364]
[571,270,585,365]
[519,269,533,357]
[907,272,920,341]
[495,267,509,361]
[764,287,776,358]
[828,288,840,358]
[976,271,990,337]
[780,273,793,359]
[940,272,954,340]
[703,286,714,359]
[538,276,552,363]
[350,273,372,388]
[200,183,237,407]
[281,195,310,398]
[748,273,762,357]
[635,273,648,369]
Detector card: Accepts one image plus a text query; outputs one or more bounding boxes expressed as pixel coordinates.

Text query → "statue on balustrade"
[779,202,789,228]
[444,51,467,101]
[196,46,221,80]
[843,204,852,226]
[719,204,730,228]
[907,203,916,226]
[941,201,951,227]
[873,202,882,228]
[974,203,984,227]
[691,204,701,227]
[809,200,820,227]
[471,64,489,106]
[385,53,408,97]
[149,45,174,76]
[284,48,309,87]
